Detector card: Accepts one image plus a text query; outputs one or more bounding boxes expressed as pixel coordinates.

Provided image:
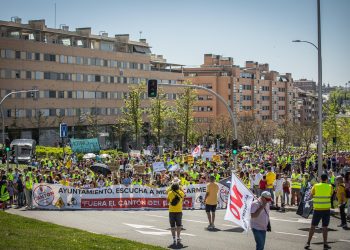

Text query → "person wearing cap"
[250,191,272,250]
[204,175,219,229]
[304,173,333,250]
[167,182,185,245]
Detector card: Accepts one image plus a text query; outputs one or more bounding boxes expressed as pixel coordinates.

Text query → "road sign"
[60,123,68,138]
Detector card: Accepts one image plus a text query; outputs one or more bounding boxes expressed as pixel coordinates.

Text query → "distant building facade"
[294,79,317,94]
[0,18,183,146]
[184,54,294,124]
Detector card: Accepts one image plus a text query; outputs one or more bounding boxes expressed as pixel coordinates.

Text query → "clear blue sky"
[1,0,349,86]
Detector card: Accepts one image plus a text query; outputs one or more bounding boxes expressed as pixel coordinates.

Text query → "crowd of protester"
[1,145,350,228]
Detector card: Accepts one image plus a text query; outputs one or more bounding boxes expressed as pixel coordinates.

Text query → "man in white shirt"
[253,168,263,196]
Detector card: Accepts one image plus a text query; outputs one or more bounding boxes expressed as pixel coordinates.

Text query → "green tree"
[173,81,197,149]
[323,101,339,151]
[121,82,145,149]
[148,88,170,146]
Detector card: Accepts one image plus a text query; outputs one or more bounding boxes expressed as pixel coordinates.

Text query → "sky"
[1,0,349,86]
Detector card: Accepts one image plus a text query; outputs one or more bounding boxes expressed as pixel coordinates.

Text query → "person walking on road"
[335,175,348,229]
[167,182,185,245]
[304,174,333,250]
[204,175,219,229]
[250,191,272,250]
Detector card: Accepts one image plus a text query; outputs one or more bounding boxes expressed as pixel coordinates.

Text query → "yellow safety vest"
[313,183,332,210]
[0,184,10,201]
[243,177,251,189]
[291,173,301,189]
[25,180,33,190]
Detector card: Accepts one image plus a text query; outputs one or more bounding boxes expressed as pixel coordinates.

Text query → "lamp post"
[1,89,39,146]
[292,0,322,178]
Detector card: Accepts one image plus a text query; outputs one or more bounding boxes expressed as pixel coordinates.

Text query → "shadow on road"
[298,228,338,233]
[222,227,244,233]
[167,243,188,249]
[205,227,221,232]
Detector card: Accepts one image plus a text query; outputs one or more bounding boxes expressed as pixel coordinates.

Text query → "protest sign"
[130,150,141,158]
[70,138,100,153]
[152,162,166,172]
[32,183,229,210]
[212,155,221,162]
[202,151,215,160]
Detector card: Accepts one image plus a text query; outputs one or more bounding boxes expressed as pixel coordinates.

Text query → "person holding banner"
[251,191,272,250]
[167,182,185,245]
[205,175,219,229]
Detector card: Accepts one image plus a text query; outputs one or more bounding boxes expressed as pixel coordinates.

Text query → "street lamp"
[1,89,39,146]
[292,0,323,178]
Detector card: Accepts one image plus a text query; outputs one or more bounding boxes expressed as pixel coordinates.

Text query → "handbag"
[264,207,272,232]
[170,191,181,206]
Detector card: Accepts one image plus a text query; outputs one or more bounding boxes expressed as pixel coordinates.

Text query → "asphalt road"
[7,208,350,250]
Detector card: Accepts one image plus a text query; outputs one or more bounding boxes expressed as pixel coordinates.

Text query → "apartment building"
[294,79,317,94]
[293,87,318,123]
[0,18,183,146]
[184,54,294,124]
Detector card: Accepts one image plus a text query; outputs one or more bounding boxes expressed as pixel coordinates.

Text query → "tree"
[173,81,197,149]
[212,115,233,147]
[121,82,145,149]
[323,101,339,152]
[148,88,171,146]
[294,122,317,154]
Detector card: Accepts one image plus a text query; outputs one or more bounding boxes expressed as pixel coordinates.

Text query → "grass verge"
[0,211,165,250]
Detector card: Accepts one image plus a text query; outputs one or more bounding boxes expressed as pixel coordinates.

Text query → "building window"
[60,55,66,63]
[58,91,64,98]
[67,56,74,64]
[49,109,56,116]
[95,75,101,82]
[35,53,40,61]
[15,70,20,79]
[49,91,56,98]
[243,95,252,101]
[26,52,32,60]
[76,56,83,64]
[5,49,14,59]
[34,71,43,80]
[44,54,56,62]
[242,85,252,90]
[261,96,270,101]
[262,86,270,91]
[15,51,21,59]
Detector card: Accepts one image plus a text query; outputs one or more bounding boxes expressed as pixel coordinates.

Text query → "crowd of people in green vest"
[1,145,350,224]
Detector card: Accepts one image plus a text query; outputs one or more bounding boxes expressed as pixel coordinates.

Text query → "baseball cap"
[261,191,272,201]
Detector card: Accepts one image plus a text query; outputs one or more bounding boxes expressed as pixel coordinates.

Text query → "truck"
[10,139,36,164]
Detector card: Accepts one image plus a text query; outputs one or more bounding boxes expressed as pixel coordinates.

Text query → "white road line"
[270,217,311,224]
[339,239,350,243]
[146,214,208,224]
[274,231,317,238]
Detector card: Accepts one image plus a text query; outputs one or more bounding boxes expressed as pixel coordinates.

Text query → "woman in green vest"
[0,176,10,210]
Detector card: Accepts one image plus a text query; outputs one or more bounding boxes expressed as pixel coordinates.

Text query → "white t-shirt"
[274,179,284,192]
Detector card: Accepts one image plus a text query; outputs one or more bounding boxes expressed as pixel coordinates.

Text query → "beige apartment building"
[0,18,183,146]
[184,54,294,124]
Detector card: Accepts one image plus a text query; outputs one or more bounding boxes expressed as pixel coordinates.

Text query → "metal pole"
[317,0,323,178]
[1,89,39,146]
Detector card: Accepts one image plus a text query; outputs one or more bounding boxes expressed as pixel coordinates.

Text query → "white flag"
[224,174,254,232]
[191,145,201,157]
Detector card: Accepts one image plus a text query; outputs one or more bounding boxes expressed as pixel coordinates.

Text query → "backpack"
[170,191,181,206]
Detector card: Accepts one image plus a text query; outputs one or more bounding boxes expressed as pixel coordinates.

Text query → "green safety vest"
[7,173,14,181]
[313,183,332,210]
[132,180,142,185]
[25,180,33,190]
[0,184,10,202]
[329,176,335,185]
[291,173,301,189]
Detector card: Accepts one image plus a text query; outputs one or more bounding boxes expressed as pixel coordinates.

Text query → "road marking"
[123,223,155,229]
[135,230,196,236]
[146,214,207,224]
[270,217,311,224]
[274,231,317,238]
[339,239,350,243]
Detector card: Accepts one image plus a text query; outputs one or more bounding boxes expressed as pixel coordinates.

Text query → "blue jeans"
[252,228,266,250]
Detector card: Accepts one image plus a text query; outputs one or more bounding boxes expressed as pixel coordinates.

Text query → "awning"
[133,45,151,54]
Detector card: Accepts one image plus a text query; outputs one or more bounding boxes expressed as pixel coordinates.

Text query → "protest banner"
[70,138,100,153]
[32,183,229,210]
[152,162,166,172]
[143,149,151,156]
[224,174,254,232]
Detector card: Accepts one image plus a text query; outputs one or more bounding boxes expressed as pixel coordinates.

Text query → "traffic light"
[232,139,238,155]
[5,138,10,152]
[147,79,158,98]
